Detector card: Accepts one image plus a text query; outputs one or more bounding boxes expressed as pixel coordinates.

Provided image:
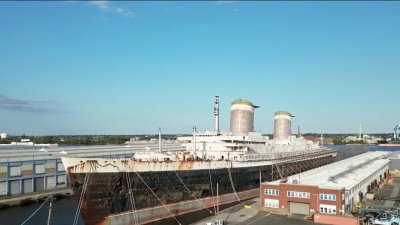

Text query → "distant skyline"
[0,1,399,135]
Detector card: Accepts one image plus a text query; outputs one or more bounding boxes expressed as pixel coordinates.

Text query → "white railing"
[243,149,336,161]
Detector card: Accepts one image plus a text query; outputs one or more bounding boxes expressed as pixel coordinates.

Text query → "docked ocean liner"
[62,97,337,225]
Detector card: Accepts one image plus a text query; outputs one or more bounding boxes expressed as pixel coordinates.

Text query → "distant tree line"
[0,133,393,145]
[0,134,182,145]
[331,137,365,145]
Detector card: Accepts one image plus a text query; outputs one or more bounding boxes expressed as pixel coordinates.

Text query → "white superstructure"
[62,131,333,174]
[177,131,322,161]
[62,97,334,173]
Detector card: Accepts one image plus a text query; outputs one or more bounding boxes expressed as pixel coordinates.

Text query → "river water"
[0,197,83,225]
[0,145,398,225]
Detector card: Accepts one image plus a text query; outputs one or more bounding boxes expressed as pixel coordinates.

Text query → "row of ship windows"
[265,189,337,201]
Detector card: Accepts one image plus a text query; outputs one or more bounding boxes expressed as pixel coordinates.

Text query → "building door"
[289,202,310,215]
[23,179,33,193]
[9,180,21,195]
[359,192,363,202]
[35,177,45,192]
[0,182,7,196]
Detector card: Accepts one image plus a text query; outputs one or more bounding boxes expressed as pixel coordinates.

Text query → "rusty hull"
[66,153,336,225]
[100,189,259,225]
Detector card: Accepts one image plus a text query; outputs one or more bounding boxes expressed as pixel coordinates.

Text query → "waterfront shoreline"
[0,187,73,208]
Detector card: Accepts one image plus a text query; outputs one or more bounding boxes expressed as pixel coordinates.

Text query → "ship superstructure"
[62,96,337,225]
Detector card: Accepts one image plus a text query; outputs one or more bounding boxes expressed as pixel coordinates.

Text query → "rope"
[173,170,214,214]
[73,164,91,225]
[227,166,241,203]
[21,165,60,225]
[125,172,139,225]
[208,162,217,214]
[133,170,182,225]
[222,164,244,223]
[20,197,51,225]
[95,161,181,224]
[95,161,132,225]
[46,179,58,225]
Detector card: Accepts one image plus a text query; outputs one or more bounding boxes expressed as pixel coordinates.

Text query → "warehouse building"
[261,151,392,216]
[0,143,183,197]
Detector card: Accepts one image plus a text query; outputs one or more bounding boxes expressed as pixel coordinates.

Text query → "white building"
[262,151,393,216]
[0,133,7,139]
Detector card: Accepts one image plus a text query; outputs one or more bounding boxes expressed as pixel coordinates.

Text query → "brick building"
[261,151,391,216]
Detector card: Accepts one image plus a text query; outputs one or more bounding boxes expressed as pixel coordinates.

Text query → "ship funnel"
[230,99,259,136]
[273,111,293,139]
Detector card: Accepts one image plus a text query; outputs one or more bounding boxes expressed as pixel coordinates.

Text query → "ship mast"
[158,127,162,154]
[320,133,324,147]
[214,96,220,135]
[193,126,197,155]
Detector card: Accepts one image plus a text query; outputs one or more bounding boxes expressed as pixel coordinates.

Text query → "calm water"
[0,197,83,225]
[1,145,399,225]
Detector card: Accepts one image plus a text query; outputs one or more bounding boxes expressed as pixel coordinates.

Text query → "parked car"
[368,213,400,225]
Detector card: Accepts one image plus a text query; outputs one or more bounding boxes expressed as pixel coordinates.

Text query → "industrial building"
[261,151,392,216]
[0,143,183,198]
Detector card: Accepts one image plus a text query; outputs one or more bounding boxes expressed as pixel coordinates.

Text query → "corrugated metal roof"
[268,151,393,190]
[0,143,185,162]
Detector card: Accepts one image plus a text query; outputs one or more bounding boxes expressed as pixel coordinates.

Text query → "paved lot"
[191,198,321,225]
[232,212,320,225]
[364,176,400,209]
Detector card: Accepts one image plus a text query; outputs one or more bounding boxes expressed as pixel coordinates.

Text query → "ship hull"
[65,151,336,225]
[100,189,258,225]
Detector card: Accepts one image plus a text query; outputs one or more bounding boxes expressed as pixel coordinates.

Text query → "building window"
[319,193,337,201]
[265,199,279,208]
[57,163,64,172]
[35,164,45,174]
[320,204,336,215]
[9,166,21,177]
[287,191,310,199]
[57,175,67,186]
[265,189,279,196]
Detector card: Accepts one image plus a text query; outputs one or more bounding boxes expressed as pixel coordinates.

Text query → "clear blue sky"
[0,1,399,135]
